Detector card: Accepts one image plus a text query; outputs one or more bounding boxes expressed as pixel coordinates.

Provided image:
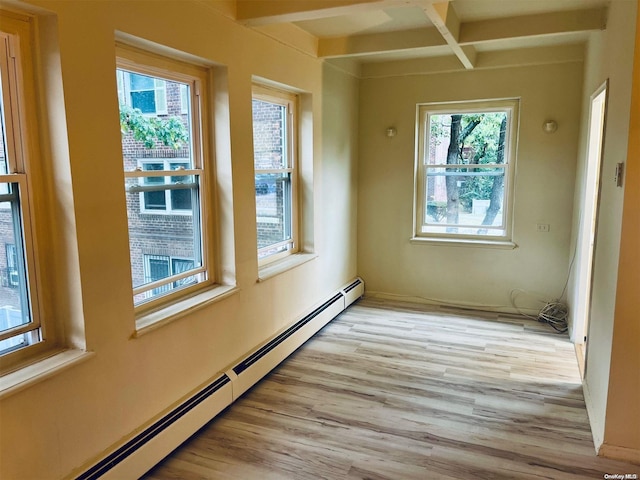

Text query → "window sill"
[0,348,94,400]
[258,252,317,282]
[134,284,238,336]
[410,237,517,249]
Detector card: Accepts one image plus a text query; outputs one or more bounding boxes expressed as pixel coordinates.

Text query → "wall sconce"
[386,127,397,138]
[542,120,558,134]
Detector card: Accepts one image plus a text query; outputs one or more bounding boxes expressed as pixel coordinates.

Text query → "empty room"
[0,0,638,479]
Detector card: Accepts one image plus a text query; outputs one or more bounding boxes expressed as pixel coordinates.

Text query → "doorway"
[573,81,608,375]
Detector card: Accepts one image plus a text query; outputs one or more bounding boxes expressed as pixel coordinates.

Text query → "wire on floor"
[509,289,568,333]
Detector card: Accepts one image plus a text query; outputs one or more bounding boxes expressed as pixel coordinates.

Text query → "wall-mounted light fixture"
[386,127,397,138]
[542,120,558,134]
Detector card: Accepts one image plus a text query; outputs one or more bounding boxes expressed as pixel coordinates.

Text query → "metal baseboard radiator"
[76,375,232,480]
[232,292,344,376]
[75,278,364,479]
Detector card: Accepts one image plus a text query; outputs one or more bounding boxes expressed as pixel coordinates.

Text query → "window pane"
[141,163,167,210]
[131,91,156,114]
[125,174,202,304]
[424,166,506,235]
[148,256,170,282]
[129,72,154,91]
[0,185,32,345]
[426,112,508,166]
[256,172,292,257]
[252,99,288,170]
[171,258,196,288]
[118,70,192,169]
[143,191,165,210]
[170,187,192,210]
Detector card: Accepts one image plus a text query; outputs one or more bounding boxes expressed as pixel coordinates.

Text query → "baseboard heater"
[77,374,233,480]
[75,277,364,480]
[232,292,343,376]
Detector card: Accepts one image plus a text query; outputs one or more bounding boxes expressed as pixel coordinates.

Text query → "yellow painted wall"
[357,62,582,312]
[0,1,359,478]
[602,0,640,461]
[567,0,638,452]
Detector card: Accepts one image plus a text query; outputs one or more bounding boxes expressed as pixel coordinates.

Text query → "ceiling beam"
[360,44,585,79]
[360,54,464,78]
[459,8,607,45]
[318,26,446,58]
[236,0,427,26]
[422,1,475,69]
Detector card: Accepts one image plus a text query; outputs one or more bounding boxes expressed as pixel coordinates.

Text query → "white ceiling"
[237,0,614,73]
[294,6,434,38]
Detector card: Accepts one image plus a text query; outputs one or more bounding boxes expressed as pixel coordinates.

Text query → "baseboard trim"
[365,291,539,316]
[598,443,640,465]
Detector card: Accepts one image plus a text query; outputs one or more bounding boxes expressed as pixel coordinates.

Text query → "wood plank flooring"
[144,298,639,479]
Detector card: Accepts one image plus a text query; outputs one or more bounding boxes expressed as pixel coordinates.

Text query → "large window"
[117,48,212,308]
[414,99,519,241]
[0,19,43,360]
[252,86,298,264]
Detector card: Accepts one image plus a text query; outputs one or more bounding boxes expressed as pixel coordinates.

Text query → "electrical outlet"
[536,224,550,232]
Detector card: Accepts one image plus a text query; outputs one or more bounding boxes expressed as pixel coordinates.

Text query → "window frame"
[0,13,49,371]
[252,85,299,266]
[117,45,215,314]
[413,98,519,244]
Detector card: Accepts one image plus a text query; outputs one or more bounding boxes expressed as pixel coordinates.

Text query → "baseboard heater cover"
[75,277,363,479]
[232,292,344,376]
[76,374,231,480]
[343,278,362,294]
[342,278,364,306]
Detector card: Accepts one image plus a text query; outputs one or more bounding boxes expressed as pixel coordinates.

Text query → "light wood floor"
[144,298,638,479]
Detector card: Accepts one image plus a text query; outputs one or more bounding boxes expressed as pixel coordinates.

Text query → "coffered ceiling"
[231,0,612,75]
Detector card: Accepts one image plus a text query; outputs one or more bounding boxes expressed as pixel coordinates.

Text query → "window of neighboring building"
[117,47,212,308]
[138,159,192,214]
[180,84,189,115]
[414,99,519,242]
[117,70,167,115]
[252,85,299,264]
[143,254,195,296]
[5,244,18,288]
[0,19,44,360]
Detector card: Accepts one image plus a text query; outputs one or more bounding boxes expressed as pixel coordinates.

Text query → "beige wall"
[358,62,582,312]
[566,0,638,453]
[0,1,359,478]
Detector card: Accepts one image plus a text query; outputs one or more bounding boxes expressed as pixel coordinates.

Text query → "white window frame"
[414,98,519,244]
[116,69,167,115]
[0,14,47,370]
[117,45,214,313]
[252,85,299,266]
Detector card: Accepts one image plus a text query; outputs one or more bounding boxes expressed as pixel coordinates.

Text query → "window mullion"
[132,265,205,296]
